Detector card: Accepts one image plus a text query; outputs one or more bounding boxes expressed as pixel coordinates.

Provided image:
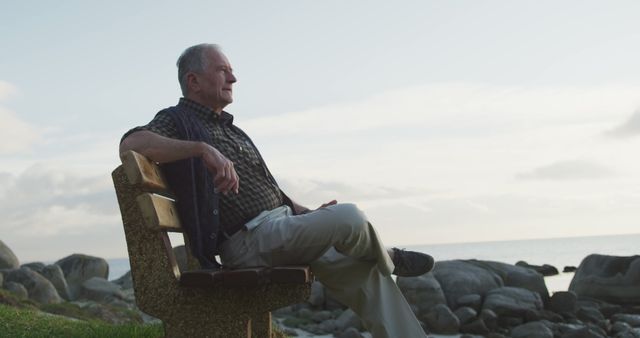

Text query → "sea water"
[108,233,640,292]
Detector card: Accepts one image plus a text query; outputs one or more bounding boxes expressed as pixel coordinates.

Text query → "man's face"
[190,49,237,112]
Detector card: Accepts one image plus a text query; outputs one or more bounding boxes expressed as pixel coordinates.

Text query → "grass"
[0,289,291,337]
[0,303,163,338]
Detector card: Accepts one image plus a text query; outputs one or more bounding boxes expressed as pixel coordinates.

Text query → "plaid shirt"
[124,98,284,231]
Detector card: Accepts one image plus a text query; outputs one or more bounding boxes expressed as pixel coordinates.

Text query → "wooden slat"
[179,267,313,288]
[136,193,183,232]
[121,150,168,193]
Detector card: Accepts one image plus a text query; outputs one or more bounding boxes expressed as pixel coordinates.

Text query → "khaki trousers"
[220,203,427,338]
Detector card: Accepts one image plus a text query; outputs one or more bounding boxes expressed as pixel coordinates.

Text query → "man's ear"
[186,73,200,93]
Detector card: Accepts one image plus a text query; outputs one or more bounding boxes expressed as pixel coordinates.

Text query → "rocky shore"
[1,239,639,337]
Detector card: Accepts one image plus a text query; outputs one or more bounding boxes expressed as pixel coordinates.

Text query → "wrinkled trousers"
[219,203,427,338]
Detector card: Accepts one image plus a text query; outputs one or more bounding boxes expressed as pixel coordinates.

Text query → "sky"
[1,1,639,262]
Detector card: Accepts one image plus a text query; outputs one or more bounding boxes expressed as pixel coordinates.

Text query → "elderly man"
[119,43,433,338]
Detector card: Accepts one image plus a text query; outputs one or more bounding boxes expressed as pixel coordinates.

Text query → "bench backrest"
[112,150,198,314]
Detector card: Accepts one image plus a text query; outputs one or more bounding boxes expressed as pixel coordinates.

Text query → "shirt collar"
[178,97,234,125]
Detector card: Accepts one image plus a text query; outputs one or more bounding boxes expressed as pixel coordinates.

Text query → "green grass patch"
[0,303,163,338]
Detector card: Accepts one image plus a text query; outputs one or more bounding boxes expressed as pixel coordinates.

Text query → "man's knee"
[332,203,368,230]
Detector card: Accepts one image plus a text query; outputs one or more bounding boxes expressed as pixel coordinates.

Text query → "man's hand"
[201,143,239,194]
[317,200,337,209]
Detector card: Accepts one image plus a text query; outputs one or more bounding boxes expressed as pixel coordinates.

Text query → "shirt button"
[213,209,219,215]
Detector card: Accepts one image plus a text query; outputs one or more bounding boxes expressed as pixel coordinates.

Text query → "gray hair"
[176,43,221,95]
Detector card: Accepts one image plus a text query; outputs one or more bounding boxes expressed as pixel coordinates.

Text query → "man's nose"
[228,72,237,83]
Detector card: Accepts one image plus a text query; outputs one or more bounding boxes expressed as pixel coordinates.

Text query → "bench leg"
[251,312,272,338]
[164,316,251,338]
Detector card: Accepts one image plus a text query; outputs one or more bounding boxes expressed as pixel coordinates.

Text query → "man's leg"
[219,203,427,338]
[311,248,427,338]
[220,203,393,275]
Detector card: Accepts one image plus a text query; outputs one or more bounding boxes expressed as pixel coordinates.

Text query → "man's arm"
[120,130,239,194]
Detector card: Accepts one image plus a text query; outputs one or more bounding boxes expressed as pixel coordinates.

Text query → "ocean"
[107,233,640,293]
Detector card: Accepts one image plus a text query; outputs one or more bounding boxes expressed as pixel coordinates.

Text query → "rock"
[577,306,605,323]
[457,294,482,312]
[454,306,477,325]
[308,281,325,307]
[616,329,640,338]
[55,254,109,300]
[516,261,559,277]
[311,310,333,323]
[569,254,640,304]
[612,314,640,327]
[564,266,577,273]
[549,291,577,314]
[612,321,633,334]
[112,270,133,290]
[467,260,550,303]
[3,281,28,299]
[561,326,606,338]
[3,267,61,304]
[432,260,503,308]
[460,318,490,335]
[482,286,544,318]
[315,319,338,335]
[79,277,125,302]
[510,321,553,338]
[337,327,364,338]
[480,308,498,330]
[21,262,45,272]
[335,309,363,332]
[397,272,447,318]
[421,303,460,334]
[39,264,71,300]
[0,240,19,269]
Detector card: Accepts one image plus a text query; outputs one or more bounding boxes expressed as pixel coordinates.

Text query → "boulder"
[561,326,606,338]
[421,303,460,334]
[39,264,71,300]
[480,308,498,330]
[460,318,490,335]
[577,306,605,323]
[469,260,550,303]
[112,270,133,290]
[510,321,553,338]
[0,240,19,269]
[516,261,559,277]
[21,262,45,272]
[549,291,577,314]
[454,306,477,325]
[612,313,640,327]
[3,281,28,299]
[336,327,364,338]
[55,254,109,300]
[397,272,447,316]
[457,294,482,312]
[564,266,577,273]
[335,309,363,332]
[3,267,61,304]
[569,254,640,304]
[79,277,125,302]
[482,286,544,318]
[432,260,503,308]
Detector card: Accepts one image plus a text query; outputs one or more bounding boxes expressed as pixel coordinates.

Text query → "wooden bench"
[112,150,313,338]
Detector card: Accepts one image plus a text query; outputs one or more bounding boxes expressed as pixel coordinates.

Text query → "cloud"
[516,160,612,180]
[604,109,640,138]
[276,177,431,207]
[240,83,640,138]
[0,81,40,154]
[0,164,119,236]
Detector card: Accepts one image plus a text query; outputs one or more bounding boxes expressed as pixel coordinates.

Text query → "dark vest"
[161,106,221,269]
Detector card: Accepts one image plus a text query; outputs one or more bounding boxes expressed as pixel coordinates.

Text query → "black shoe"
[391,248,435,277]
